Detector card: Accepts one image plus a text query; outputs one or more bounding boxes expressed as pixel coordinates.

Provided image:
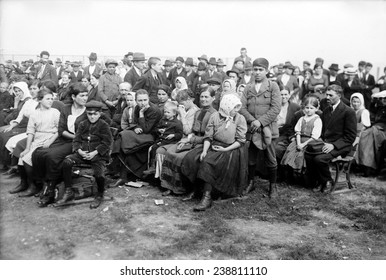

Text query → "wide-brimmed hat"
[226,67,240,77]
[344,67,357,75]
[105,59,118,67]
[198,54,208,63]
[217,58,226,67]
[55,58,62,63]
[328,63,340,71]
[185,57,194,66]
[208,57,217,65]
[163,60,172,67]
[132,52,146,62]
[88,52,97,60]
[197,62,207,71]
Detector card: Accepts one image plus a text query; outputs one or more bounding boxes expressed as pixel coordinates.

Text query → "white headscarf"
[175,77,188,90]
[219,94,242,128]
[12,81,31,101]
[222,79,237,95]
[350,92,365,111]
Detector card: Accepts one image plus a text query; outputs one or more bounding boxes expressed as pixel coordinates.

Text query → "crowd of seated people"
[1,48,385,211]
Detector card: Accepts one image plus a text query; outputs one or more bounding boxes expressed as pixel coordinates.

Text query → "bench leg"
[346,161,354,189]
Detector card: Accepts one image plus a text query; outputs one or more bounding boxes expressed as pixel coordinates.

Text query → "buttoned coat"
[36,63,58,86]
[132,70,167,104]
[124,66,142,88]
[321,101,356,157]
[83,64,103,78]
[239,78,281,138]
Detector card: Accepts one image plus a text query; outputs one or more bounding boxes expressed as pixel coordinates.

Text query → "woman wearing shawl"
[171,77,188,101]
[0,82,38,170]
[350,92,371,143]
[181,94,248,211]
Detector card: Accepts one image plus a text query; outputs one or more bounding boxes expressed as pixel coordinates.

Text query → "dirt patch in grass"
[1,173,385,259]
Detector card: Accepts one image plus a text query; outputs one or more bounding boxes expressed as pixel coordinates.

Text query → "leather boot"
[9,166,28,194]
[268,183,278,199]
[19,165,41,197]
[37,181,56,207]
[55,188,75,205]
[90,193,103,209]
[193,191,212,211]
[243,180,255,195]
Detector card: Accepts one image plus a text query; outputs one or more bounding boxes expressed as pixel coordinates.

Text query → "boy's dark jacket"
[72,118,113,161]
[153,116,183,145]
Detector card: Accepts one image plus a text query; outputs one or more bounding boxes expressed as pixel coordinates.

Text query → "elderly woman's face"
[281,90,290,104]
[200,91,214,107]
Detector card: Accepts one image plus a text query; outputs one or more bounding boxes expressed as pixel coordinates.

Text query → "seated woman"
[355,91,386,175]
[111,89,162,183]
[171,76,188,101]
[0,81,38,171]
[306,64,329,94]
[159,88,217,196]
[153,89,199,182]
[57,71,74,104]
[31,83,88,206]
[181,94,248,211]
[0,82,14,126]
[157,84,171,114]
[10,89,60,197]
[274,88,301,179]
[350,92,371,145]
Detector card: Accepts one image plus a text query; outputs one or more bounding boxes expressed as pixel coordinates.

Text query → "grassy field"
[0,172,385,260]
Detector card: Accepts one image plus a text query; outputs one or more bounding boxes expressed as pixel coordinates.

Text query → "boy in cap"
[58,100,113,209]
[239,57,281,198]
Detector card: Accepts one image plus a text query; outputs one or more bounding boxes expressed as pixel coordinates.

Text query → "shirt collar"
[332,100,340,111]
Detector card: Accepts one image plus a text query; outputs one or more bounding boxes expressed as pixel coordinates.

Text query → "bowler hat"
[208,57,217,65]
[198,54,209,63]
[105,59,118,67]
[176,56,184,63]
[163,60,172,67]
[55,58,62,63]
[226,67,240,77]
[207,77,222,85]
[217,58,226,67]
[88,52,97,60]
[132,52,146,62]
[197,62,207,71]
[185,57,194,66]
[253,58,269,70]
[328,63,340,72]
[85,100,103,111]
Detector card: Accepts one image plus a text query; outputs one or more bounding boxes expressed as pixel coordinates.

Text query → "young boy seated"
[143,101,183,175]
[120,92,137,130]
[56,100,113,209]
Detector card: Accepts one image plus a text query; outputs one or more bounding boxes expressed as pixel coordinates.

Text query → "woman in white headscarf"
[171,76,188,100]
[350,92,371,139]
[181,94,248,211]
[0,82,38,170]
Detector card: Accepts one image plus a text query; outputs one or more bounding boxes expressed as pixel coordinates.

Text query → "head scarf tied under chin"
[350,92,365,111]
[175,77,188,90]
[12,81,31,101]
[222,79,237,95]
[219,94,242,128]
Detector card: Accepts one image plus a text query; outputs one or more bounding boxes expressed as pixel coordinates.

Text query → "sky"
[1,0,386,75]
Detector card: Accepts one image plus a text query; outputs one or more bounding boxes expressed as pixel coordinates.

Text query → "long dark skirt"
[161,144,203,194]
[31,140,72,182]
[195,144,248,197]
[0,127,26,166]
